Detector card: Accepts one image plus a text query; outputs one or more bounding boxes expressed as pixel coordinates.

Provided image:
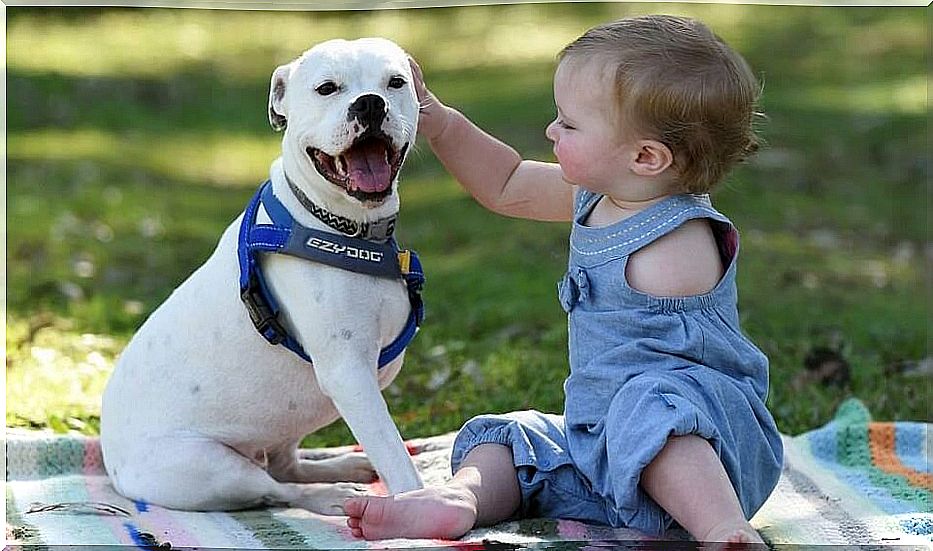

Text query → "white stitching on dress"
[574,200,681,244]
[571,206,721,256]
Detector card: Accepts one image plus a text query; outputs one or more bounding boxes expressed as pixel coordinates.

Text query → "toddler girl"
[346,15,783,545]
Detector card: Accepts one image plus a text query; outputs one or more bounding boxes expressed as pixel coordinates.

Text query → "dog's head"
[268,38,418,207]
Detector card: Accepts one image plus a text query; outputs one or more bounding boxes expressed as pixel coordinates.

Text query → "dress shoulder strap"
[570,193,737,265]
[574,188,601,216]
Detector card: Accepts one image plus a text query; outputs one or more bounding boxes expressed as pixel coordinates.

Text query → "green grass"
[5,5,930,446]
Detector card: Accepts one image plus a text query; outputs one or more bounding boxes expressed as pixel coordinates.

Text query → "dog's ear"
[268,63,292,132]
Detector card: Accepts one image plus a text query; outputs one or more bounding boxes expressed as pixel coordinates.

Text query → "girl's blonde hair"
[560,15,762,193]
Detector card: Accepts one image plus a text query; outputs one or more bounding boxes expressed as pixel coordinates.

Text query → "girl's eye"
[316,81,339,96]
[388,76,406,89]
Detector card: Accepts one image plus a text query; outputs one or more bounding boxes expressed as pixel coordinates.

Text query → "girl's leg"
[344,443,520,540]
[640,434,764,545]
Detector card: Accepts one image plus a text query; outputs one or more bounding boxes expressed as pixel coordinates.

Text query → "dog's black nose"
[348,94,387,128]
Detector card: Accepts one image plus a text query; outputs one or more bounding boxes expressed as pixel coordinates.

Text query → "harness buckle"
[240,276,286,345]
[397,250,411,274]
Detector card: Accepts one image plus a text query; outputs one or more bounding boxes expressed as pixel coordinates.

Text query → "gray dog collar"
[285,174,397,242]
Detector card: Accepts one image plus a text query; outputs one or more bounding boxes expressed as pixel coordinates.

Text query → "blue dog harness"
[237,180,425,368]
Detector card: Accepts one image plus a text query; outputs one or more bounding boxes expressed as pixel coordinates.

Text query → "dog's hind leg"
[269,443,377,484]
[112,436,367,514]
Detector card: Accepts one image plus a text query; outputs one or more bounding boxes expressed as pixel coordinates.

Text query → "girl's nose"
[545,120,558,142]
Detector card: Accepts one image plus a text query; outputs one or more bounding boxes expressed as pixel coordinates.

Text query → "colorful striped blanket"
[6,399,931,549]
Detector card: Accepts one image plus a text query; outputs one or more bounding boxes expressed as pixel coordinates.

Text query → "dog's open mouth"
[308,134,408,203]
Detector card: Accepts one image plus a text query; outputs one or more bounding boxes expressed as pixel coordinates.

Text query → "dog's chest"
[262,252,411,351]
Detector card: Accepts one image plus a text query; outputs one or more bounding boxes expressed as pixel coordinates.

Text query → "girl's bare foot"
[344,485,477,541]
[701,519,766,549]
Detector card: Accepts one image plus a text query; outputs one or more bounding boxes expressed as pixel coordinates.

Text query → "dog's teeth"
[336,156,347,176]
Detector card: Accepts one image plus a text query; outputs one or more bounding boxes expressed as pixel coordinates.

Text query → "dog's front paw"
[293,451,377,484]
[331,452,379,483]
[293,482,370,515]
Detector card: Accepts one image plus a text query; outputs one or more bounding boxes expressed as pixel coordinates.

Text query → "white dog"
[100,38,424,515]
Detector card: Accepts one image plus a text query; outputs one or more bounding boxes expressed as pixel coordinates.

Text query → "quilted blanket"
[5,399,931,549]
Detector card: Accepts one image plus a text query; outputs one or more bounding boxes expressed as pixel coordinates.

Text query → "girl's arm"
[411,59,575,222]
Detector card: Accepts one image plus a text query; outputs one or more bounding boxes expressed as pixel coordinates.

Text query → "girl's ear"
[629,139,673,177]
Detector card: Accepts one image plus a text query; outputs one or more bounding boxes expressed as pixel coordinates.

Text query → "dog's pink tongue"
[346,140,391,193]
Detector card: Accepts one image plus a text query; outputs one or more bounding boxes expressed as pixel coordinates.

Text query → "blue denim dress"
[450,191,783,535]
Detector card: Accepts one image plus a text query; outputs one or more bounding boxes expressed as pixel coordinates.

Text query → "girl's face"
[545,60,636,194]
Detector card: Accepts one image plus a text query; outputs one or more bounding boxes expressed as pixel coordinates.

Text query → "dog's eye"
[387,76,406,89]
[315,81,339,96]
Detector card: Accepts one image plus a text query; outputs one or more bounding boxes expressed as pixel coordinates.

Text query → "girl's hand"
[408,57,451,141]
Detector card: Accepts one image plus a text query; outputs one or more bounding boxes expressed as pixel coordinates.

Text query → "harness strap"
[260,183,403,278]
[237,181,424,368]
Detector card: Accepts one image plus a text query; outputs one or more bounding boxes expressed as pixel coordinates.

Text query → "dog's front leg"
[315,358,423,494]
